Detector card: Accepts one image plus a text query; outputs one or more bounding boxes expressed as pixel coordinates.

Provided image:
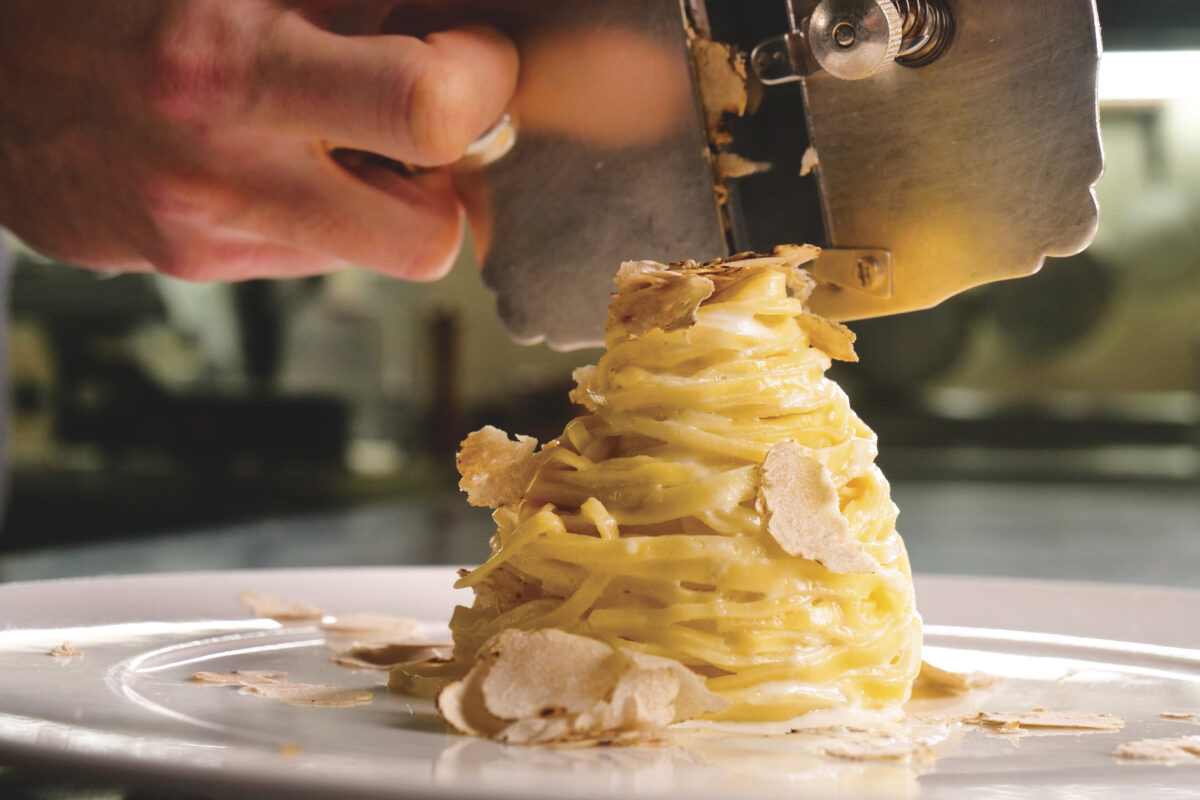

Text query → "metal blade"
[802,0,1103,319]
[478,0,727,351]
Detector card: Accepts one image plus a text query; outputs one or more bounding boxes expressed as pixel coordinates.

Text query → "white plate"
[1,568,1199,799]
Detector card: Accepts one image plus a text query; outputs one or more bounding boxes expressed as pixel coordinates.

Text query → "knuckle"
[400,57,480,164]
[142,175,254,280]
[405,215,463,280]
[144,174,241,228]
[153,243,212,281]
[140,4,259,121]
[282,195,344,249]
[143,175,199,220]
[222,243,279,278]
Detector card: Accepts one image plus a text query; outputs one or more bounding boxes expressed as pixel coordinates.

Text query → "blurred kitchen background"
[0,1,1197,557]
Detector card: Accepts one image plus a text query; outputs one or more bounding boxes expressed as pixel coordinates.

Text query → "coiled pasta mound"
[394,247,921,722]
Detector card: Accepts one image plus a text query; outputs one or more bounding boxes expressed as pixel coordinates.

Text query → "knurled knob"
[808,0,904,81]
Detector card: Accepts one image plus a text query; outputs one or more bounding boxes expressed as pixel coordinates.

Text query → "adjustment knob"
[808,0,903,80]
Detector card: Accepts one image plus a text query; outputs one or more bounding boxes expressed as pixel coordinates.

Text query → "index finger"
[259,14,518,167]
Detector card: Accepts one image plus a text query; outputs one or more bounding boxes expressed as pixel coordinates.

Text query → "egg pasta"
[394,248,921,722]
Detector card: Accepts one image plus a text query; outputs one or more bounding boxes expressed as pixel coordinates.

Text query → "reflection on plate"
[1,568,1198,799]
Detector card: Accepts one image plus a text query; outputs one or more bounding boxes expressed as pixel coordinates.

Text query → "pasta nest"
[399,247,921,721]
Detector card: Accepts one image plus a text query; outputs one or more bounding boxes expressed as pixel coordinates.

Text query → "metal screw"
[855,256,881,288]
[833,22,858,48]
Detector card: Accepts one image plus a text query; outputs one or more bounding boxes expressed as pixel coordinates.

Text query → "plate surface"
[1,568,1199,799]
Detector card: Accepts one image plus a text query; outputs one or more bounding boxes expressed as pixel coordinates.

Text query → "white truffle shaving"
[239,591,325,621]
[758,440,877,574]
[797,313,858,362]
[1160,711,1198,721]
[437,628,728,746]
[800,146,820,177]
[610,261,715,339]
[49,642,83,659]
[1114,735,1200,762]
[191,670,288,685]
[457,426,547,508]
[331,642,452,671]
[917,661,1001,694]
[191,669,373,707]
[969,710,1124,731]
[239,683,373,707]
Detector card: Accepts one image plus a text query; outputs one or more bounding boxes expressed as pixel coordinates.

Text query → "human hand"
[0,0,517,280]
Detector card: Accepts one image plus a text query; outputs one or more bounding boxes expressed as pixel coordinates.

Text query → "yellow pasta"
[394,249,921,722]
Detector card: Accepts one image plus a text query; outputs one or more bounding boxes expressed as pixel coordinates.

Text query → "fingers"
[242,157,464,281]
[150,152,464,282]
[260,15,518,167]
[132,6,501,282]
[452,168,493,262]
[155,234,345,281]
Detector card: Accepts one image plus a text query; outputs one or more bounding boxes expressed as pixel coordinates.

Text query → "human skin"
[0,0,518,281]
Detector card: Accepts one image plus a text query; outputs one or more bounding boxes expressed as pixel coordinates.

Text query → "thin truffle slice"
[239,591,325,621]
[609,261,715,339]
[239,683,374,708]
[192,670,373,707]
[49,642,83,659]
[970,710,1124,731]
[438,628,728,745]
[800,146,820,177]
[1114,735,1200,762]
[916,661,1001,694]
[820,737,933,762]
[1160,711,1199,721]
[332,642,452,671]
[480,629,619,721]
[191,670,288,685]
[714,152,771,180]
[457,426,546,508]
[597,659,678,731]
[605,246,829,343]
[568,365,600,411]
[797,313,858,363]
[688,34,747,145]
[623,650,726,721]
[758,440,877,574]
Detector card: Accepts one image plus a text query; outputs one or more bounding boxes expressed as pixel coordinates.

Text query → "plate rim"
[2,568,1200,800]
